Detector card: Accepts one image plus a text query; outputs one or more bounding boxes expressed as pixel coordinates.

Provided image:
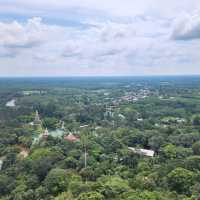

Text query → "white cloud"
[0,1,200,76]
[0,17,47,58]
[171,11,200,40]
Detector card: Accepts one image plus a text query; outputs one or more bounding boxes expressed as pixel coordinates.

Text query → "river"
[6,99,16,107]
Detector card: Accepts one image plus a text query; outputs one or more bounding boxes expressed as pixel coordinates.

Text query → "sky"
[0,0,200,76]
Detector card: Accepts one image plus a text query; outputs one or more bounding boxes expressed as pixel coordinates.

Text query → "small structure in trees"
[42,128,49,139]
[0,157,5,170]
[61,121,65,130]
[64,132,79,142]
[128,147,155,157]
[80,124,89,128]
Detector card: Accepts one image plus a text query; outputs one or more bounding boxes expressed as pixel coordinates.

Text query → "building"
[64,133,79,142]
[137,118,143,122]
[104,107,114,118]
[0,159,3,170]
[128,147,155,157]
[80,124,89,128]
[42,128,49,139]
[118,114,126,119]
[34,110,42,126]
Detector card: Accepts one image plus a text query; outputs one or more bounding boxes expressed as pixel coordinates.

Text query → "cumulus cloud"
[171,11,200,40]
[0,17,45,49]
[61,22,136,61]
[0,17,71,59]
[0,0,200,76]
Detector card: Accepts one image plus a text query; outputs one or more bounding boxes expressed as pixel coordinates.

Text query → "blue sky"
[0,0,200,76]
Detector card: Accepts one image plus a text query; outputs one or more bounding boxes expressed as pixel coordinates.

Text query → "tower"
[34,110,42,126]
[34,110,43,134]
[104,106,114,118]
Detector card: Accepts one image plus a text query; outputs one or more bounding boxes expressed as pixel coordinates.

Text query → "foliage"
[1,77,200,200]
[44,168,69,196]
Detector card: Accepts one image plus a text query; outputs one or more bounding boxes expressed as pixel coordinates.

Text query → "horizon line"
[0,74,200,78]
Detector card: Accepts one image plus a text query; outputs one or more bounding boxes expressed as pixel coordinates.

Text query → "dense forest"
[0,76,200,200]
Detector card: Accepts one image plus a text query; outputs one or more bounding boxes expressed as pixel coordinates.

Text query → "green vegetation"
[0,76,200,200]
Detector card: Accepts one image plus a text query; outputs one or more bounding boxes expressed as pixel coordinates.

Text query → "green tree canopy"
[44,168,69,196]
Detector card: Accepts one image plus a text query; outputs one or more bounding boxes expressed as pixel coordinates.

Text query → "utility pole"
[81,130,89,183]
[84,145,87,168]
[80,125,89,169]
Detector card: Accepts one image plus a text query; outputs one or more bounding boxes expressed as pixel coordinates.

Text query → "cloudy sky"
[0,0,200,76]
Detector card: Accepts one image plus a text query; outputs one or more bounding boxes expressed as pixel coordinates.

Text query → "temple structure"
[42,128,49,139]
[34,110,42,126]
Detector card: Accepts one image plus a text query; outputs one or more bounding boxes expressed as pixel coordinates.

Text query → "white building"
[0,158,4,170]
[128,147,155,157]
